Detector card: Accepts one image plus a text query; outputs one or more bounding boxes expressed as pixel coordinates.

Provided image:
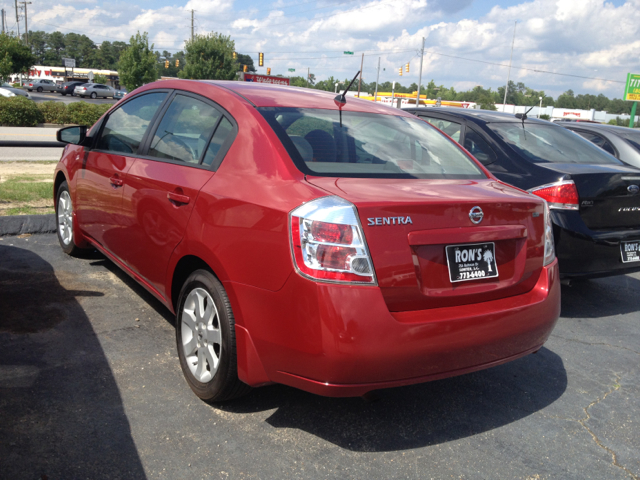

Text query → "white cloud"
[28,0,640,98]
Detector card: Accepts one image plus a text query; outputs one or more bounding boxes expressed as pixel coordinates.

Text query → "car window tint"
[97,92,167,155]
[463,129,497,165]
[419,116,462,142]
[488,123,622,165]
[202,117,233,167]
[260,107,485,179]
[572,130,616,156]
[149,94,222,164]
[616,130,640,153]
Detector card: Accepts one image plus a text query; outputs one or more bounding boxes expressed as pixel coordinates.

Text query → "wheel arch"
[53,170,68,205]
[170,255,216,312]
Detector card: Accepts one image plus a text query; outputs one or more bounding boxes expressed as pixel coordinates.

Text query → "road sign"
[624,73,640,102]
[344,51,354,55]
[63,58,75,68]
[288,68,295,72]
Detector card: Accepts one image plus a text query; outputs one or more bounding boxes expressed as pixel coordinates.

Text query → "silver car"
[561,123,640,169]
[1,83,30,98]
[25,79,58,92]
[74,83,116,99]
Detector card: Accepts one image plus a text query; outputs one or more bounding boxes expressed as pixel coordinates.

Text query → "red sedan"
[54,79,560,401]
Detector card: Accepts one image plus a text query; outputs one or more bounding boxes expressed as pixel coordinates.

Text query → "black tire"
[61,93,66,96]
[176,270,251,402]
[55,181,87,256]
[37,87,43,92]
[81,95,85,98]
[90,92,97,99]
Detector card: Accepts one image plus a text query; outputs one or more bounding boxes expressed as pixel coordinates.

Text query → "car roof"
[141,79,415,116]
[404,106,552,125]
[562,122,640,134]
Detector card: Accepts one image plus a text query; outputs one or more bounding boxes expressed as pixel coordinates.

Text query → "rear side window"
[419,116,462,142]
[259,107,484,179]
[202,118,234,167]
[148,94,222,164]
[488,123,622,165]
[97,92,167,154]
[572,130,616,156]
[617,130,640,153]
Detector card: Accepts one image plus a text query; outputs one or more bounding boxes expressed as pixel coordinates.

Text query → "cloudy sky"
[4,0,639,98]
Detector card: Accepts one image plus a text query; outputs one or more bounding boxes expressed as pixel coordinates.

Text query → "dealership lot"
[26,90,118,105]
[0,234,638,479]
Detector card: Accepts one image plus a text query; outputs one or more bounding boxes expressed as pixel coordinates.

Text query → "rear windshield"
[259,107,485,179]
[488,123,622,165]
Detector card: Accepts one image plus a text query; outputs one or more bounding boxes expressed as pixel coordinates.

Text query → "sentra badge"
[367,217,413,226]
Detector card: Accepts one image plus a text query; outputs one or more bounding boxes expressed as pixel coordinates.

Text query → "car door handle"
[110,176,124,187]
[167,192,190,205]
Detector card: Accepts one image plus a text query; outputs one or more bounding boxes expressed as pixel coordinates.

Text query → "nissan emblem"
[469,206,484,224]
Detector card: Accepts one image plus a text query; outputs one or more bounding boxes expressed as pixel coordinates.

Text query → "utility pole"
[1,9,5,33]
[373,57,380,103]
[415,37,425,108]
[191,9,194,42]
[306,67,310,88]
[19,2,31,45]
[14,0,20,40]
[357,52,364,97]
[502,21,517,112]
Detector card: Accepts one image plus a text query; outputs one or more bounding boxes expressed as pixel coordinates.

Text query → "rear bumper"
[553,211,640,278]
[230,260,560,397]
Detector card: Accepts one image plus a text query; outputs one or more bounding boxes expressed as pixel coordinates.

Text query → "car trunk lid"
[307,177,546,312]
[535,163,640,230]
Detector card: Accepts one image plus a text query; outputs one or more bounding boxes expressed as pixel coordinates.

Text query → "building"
[11,65,120,88]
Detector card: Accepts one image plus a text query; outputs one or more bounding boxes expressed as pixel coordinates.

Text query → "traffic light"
[165,60,169,69]
[233,52,237,60]
[267,67,271,75]
[175,59,179,67]
[259,52,264,67]
[405,63,409,73]
[399,67,402,76]
[243,65,247,72]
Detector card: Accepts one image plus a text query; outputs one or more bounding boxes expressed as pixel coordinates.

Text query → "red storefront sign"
[241,73,290,86]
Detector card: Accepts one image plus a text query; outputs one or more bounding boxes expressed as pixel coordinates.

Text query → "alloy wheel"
[57,190,73,246]
[180,288,222,383]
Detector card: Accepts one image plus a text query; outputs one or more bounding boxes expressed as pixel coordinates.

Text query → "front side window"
[488,123,622,165]
[259,108,485,179]
[617,130,640,153]
[572,130,616,156]
[148,94,222,164]
[97,92,167,154]
[463,129,497,165]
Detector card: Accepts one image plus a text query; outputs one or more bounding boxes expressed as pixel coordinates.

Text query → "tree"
[236,53,255,73]
[179,32,236,80]
[0,33,35,82]
[118,32,158,92]
[93,74,108,84]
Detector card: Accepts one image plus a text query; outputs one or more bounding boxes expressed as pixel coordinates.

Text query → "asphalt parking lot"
[1,233,639,480]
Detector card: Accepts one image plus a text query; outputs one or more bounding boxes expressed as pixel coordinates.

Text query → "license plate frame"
[620,240,640,263]
[446,242,499,283]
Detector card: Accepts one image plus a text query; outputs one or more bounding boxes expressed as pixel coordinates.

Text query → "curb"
[0,214,56,236]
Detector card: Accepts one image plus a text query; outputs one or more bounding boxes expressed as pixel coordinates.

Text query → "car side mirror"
[57,125,87,145]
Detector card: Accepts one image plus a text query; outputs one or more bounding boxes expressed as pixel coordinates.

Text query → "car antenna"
[334,70,360,127]
[515,106,535,128]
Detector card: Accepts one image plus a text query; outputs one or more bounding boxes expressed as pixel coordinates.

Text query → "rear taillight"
[528,180,579,210]
[542,201,555,266]
[290,196,376,284]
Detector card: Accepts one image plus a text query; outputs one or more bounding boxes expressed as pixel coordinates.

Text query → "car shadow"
[218,347,567,452]
[561,274,640,318]
[88,256,176,326]
[0,244,147,479]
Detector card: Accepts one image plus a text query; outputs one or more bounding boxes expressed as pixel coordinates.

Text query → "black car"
[57,81,86,96]
[405,107,640,279]
[560,123,640,169]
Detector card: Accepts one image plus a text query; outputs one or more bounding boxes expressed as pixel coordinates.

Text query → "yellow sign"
[624,73,640,101]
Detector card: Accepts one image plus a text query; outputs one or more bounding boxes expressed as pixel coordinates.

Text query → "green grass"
[0,175,53,203]
[5,206,54,215]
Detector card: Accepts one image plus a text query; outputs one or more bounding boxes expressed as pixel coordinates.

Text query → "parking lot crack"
[551,334,640,356]
[578,373,638,480]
